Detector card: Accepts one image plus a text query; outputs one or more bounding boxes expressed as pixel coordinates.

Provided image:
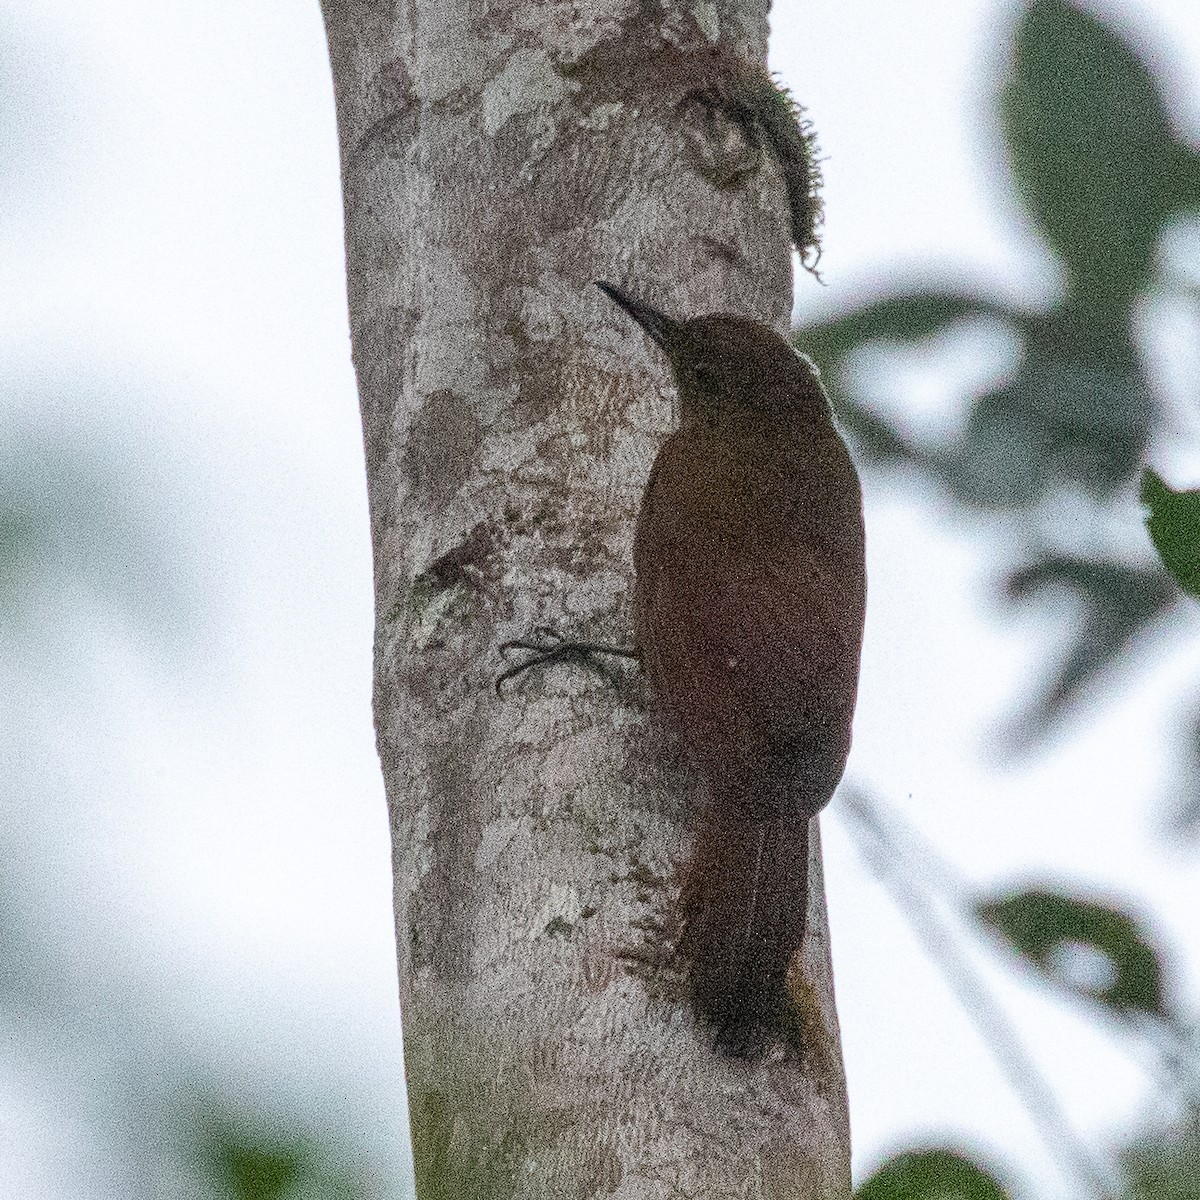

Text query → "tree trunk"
[320,3,850,1196]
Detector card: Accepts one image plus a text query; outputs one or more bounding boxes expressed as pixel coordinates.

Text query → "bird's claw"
[497,625,564,660]
[494,629,639,695]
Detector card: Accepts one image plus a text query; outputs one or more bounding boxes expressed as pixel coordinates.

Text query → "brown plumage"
[598,283,866,1055]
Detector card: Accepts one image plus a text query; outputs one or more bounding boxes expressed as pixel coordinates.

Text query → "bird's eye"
[692,362,718,389]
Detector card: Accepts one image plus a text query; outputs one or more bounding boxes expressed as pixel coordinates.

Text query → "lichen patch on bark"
[483,48,577,136]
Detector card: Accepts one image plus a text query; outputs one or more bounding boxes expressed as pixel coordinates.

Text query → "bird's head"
[596,282,828,428]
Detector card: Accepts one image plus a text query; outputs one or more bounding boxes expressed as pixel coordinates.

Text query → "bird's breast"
[636,427,859,554]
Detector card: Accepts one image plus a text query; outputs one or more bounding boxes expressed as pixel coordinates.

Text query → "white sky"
[2,1,1199,1197]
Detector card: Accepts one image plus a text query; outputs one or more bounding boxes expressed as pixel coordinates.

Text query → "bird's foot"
[495,626,640,694]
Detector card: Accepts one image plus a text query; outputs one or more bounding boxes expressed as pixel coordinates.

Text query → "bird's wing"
[634,438,864,811]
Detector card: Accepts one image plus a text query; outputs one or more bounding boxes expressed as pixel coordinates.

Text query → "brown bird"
[598,282,866,1055]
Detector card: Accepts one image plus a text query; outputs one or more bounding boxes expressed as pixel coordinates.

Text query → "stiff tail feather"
[680,811,810,1056]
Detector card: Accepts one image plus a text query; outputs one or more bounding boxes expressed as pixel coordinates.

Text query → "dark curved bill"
[595,282,679,352]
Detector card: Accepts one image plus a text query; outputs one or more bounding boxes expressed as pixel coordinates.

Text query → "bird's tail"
[679,810,810,1056]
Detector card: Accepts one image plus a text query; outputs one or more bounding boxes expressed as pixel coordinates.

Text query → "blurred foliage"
[1120,1114,1200,1200]
[1001,0,1200,324]
[1000,555,1176,744]
[207,1135,304,1200]
[0,8,389,1198]
[0,411,185,634]
[190,1109,369,1200]
[1173,712,1200,832]
[977,887,1170,1022]
[826,1,1200,1197]
[856,1149,1013,1200]
[1141,469,1200,598]
[0,403,383,1198]
[797,0,1200,760]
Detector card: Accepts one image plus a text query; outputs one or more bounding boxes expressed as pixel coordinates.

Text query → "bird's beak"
[595,282,680,353]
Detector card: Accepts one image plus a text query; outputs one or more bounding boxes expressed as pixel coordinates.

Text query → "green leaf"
[1141,468,1200,598]
[1121,1115,1200,1200]
[795,289,1024,470]
[200,1124,307,1200]
[857,1149,1012,1200]
[827,395,924,467]
[943,309,1152,508]
[1000,0,1189,317]
[1000,556,1175,739]
[796,291,1020,366]
[977,888,1170,1021]
[184,1101,369,1200]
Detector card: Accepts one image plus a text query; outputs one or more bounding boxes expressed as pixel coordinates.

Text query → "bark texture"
[320,2,851,1196]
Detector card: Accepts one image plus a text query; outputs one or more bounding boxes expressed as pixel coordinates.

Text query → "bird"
[597,281,866,1055]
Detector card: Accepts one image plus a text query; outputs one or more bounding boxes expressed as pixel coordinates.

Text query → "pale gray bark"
[320,2,850,1196]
